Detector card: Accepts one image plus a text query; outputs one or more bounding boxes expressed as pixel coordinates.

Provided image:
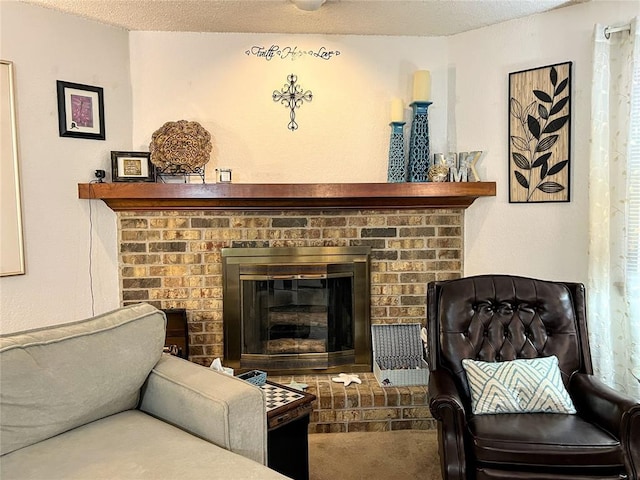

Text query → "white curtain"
[588,17,640,399]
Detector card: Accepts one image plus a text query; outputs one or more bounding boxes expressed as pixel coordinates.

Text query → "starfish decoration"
[331,373,362,387]
[272,74,313,131]
[288,380,308,391]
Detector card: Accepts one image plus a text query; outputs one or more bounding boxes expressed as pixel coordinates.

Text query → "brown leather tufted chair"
[427,275,640,480]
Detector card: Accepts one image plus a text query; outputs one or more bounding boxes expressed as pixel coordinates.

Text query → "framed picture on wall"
[508,61,571,203]
[1,60,25,276]
[56,80,105,140]
[111,151,155,182]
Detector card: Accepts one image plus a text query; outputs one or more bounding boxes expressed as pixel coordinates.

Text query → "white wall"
[130,0,639,284]
[0,1,129,332]
[454,0,639,282]
[129,32,449,183]
[2,0,638,333]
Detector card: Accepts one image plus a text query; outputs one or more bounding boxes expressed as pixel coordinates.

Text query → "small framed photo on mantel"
[111,151,155,182]
[56,81,105,140]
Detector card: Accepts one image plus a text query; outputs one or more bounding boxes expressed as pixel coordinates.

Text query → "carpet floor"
[308,430,442,480]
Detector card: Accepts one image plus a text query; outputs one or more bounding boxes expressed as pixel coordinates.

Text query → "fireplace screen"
[222,247,371,374]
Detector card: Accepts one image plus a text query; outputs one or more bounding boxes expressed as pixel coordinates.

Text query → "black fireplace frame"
[222,246,371,375]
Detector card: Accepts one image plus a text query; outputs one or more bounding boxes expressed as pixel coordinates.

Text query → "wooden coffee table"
[260,380,316,480]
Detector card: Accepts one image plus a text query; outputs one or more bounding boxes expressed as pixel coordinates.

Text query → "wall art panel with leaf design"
[509,62,571,203]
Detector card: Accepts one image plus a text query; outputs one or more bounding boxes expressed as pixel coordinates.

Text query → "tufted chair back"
[427,275,592,409]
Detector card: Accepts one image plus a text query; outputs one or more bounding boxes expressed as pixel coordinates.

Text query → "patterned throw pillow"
[462,355,576,415]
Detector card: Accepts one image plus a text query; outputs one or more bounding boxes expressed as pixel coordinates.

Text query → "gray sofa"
[0,303,289,479]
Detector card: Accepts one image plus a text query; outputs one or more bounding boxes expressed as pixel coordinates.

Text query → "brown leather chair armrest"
[429,369,468,480]
[570,372,640,479]
[429,369,466,417]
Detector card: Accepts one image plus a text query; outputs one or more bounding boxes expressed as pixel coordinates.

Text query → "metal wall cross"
[272,74,313,131]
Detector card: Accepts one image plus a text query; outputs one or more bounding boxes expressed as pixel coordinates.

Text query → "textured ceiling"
[20,0,588,37]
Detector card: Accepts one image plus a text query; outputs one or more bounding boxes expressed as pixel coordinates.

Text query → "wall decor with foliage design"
[509,62,572,203]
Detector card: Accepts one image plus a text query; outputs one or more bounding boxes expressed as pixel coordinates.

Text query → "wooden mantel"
[78,181,496,211]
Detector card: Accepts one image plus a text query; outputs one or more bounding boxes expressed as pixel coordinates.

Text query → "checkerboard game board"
[261,383,304,411]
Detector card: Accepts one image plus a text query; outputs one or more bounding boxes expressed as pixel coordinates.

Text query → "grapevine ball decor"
[149,120,212,180]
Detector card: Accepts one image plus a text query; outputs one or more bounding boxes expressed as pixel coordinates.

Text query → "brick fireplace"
[80,179,495,431]
[119,208,463,364]
[118,207,463,431]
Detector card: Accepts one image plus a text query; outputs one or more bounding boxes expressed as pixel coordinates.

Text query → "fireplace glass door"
[222,247,371,374]
[242,269,354,369]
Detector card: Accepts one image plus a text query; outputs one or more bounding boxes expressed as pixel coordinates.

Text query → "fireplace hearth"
[222,246,371,374]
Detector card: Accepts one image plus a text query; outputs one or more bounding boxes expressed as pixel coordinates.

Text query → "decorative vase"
[407,101,432,182]
[387,121,407,182]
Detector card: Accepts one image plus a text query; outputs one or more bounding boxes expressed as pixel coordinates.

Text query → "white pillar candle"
[390,98,404,122]
[412,70,431,102]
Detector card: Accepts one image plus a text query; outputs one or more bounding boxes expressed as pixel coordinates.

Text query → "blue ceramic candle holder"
[387,121,407,182]
[408,101,432,182]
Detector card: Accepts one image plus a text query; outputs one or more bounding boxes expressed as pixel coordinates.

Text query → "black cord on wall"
[88,180,99,317]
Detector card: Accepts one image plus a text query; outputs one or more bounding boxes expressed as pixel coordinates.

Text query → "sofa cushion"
[469,413,624,467]
[0,303,165,455]
[0,410,288,479]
